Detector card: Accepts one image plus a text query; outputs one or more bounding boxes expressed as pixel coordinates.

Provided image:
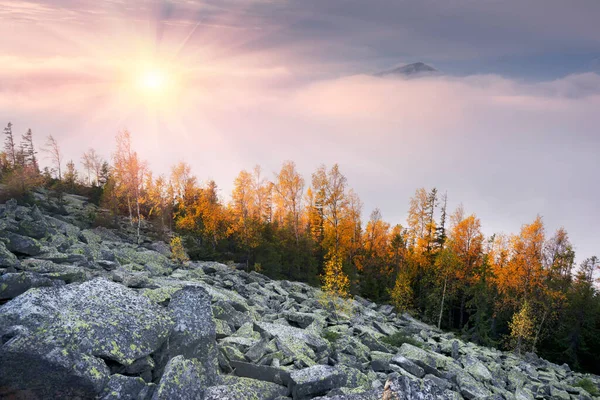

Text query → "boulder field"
[0,194,599,399]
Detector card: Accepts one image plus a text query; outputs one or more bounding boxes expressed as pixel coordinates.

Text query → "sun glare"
[138,68,168,93]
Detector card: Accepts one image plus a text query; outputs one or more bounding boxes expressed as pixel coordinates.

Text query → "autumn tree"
[449,212,484,328]
[312,164,348,254]
[406,187,438,311]
[360,208,391,300]
[82,148,103,185]
[170,162,197,207]
[43,135,63,180]
[320,250,352,320]
[250,165,272,223]
[509,301,534,355]
[390,268,413,313]
[113,130,147,243]
[527,227,575,351]
[229,169,262,267]
[341,189,363,275]
[494,216,546,308]
[434,247,460,329]
[170,236,189,264]
[274,161,304,243]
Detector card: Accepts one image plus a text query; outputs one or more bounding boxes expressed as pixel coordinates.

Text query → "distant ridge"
[375,62,438,77]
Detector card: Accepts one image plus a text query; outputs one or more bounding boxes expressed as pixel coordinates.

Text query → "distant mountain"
[375,62,438,77]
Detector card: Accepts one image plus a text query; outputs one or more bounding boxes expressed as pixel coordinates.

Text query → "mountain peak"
[376,62,438,77]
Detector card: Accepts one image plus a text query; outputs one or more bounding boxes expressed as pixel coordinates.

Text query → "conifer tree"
[21,128,38,172]
[3,122,16,168]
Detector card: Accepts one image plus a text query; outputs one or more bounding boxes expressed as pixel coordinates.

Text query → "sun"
[137,68,169,93]
[119,60,184,110]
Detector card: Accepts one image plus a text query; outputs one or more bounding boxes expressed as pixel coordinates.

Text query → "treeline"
[1,124,599,374]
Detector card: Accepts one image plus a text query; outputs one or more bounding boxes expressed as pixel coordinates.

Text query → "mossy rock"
[0,278,174,367]
[204,375,288,400]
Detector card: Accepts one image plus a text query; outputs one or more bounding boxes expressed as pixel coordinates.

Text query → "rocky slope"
[1,192,599,399]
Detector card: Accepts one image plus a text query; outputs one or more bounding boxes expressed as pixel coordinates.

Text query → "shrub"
[381,332,423,348]
[253,263,263,273]
[322,330,341,344]
[574,378,600,396]
[170,236,189,264]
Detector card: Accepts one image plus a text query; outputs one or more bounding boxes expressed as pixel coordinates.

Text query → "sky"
[1,0,599,263]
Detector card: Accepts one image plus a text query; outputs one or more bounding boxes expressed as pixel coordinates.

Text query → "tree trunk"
[531,308,548,353]
[136,196,141,244]
[438,274,447,329]
[127,197,133,226]
[459,291,466,329]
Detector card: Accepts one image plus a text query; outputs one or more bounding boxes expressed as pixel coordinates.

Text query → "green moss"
[142,286,181,304]
[89,366,103,380]
[574,378,600,396]
[381,332,423,348]
[322,330,341,344]
[0,283,7,292]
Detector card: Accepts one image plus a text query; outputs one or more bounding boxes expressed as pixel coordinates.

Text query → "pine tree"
[21,129,39,172]
[3,122,16,168]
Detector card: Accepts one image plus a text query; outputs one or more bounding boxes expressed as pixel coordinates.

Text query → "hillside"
[0,193,599,399]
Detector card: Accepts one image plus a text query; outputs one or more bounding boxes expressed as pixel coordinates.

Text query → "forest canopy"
[1,123,599,374]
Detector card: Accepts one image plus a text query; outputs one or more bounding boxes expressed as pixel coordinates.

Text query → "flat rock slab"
[230,360,291,386]
[288,365,346,399]
[254,321,328,352]
[0,278,173,366]
[398,343,451,376]
[204,375,288,400]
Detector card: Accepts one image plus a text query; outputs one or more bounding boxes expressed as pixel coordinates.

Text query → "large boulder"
[152,356,205,400]
[460,354,492,381]
[17,206,49,239]
[17,258,87,283]
[154,286,219,385]
[0,271,64,301]
[254,321,328,353]
[3,232,42,256]
[0,278,174,369]
[390,354,425,378]
[288,365,347,399]
[0,335,110,399]
[0,241,18,268]
[397,343,451,377]
[100,374,151,400]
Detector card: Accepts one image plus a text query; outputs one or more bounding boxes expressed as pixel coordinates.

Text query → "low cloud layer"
[2,60,599,262]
